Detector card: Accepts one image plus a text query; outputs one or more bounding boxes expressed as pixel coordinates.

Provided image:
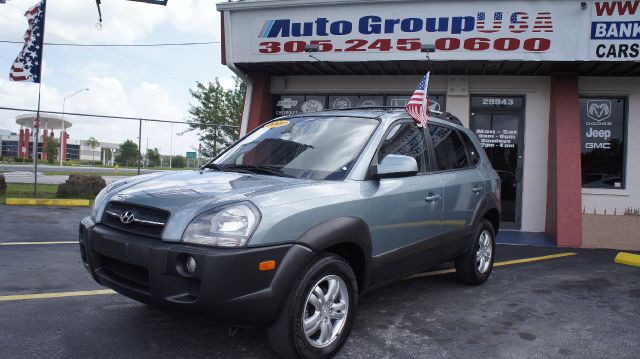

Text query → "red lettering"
[435,37,460,51]
[595,1,639,16]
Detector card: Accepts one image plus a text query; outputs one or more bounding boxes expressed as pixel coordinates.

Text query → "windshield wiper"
[221,164,293,178]
[201,163,223,171]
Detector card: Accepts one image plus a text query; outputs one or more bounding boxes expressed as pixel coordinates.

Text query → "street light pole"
[61,88,89,166]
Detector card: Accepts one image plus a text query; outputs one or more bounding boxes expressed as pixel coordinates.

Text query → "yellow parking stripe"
[0,289,115,302]
[5,198,90,207]
[0,252,579,302]
[493,252,578,267]
[405,252,577,280]
[0,241,78,246]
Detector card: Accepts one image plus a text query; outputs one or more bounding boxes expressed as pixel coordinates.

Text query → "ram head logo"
[587,100,611,122]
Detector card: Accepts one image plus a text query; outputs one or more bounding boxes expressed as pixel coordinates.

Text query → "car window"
[378,122,428,173]
[214,116,379,180]
[428,124,469,171]
[459,131,480,166]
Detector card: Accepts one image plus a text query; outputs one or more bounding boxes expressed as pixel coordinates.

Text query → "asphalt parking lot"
[1,206,639,359]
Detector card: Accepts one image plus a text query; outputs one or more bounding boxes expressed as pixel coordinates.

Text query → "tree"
[45,138,58,164]
[87,137,99,164]
[171,155,187,169]
[115,140,139,167]
[187,77,243,158]
[146,148,161,167]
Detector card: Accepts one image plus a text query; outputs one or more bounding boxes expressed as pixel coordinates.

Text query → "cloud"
[1,0,222,44]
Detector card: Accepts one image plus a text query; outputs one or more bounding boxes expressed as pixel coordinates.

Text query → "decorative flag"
[9,0,47,83]
[406,72,430,127]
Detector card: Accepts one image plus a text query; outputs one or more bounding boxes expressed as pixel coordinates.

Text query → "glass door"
[470,97,525,229]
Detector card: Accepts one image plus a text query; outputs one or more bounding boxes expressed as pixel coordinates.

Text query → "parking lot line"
[493,252,578,267]
[405,252,577,280]
[0,289,115,302]
[0,252,578,303]
[0,241,79,246]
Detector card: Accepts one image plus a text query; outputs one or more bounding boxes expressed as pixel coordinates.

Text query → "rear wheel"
[455,219,495,285]
[267,254,358,359]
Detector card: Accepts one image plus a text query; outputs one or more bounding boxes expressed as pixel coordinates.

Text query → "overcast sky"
[0,0,234,156]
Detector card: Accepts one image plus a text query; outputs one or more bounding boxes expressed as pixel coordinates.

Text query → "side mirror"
[374,154,418,179]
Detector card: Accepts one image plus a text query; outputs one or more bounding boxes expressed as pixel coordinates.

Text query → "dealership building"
[217,0,640,248]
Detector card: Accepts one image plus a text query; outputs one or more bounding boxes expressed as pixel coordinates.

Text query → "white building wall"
[580,77,640,215]
[272,75,551,232]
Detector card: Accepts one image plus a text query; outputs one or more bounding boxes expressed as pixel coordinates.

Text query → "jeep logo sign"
[586,100,611,122]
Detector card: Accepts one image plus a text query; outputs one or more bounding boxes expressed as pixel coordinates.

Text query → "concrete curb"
[5,198,90,207]
[614,252,640,267]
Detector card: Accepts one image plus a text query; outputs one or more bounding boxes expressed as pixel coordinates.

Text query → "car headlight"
[182,203,261,248]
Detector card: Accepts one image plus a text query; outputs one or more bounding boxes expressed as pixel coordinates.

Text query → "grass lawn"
[0,183,96,204]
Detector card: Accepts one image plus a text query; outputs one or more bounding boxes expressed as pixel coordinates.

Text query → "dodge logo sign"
[120,211,135,224]
[587,100,611,122]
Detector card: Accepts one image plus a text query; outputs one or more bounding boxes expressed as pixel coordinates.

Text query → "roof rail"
[323,107,463,126]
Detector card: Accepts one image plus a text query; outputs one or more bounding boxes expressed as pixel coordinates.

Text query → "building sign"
[580,97,626,189]
[590,1,640,60]
[274,95,327,116]
[224,0,639,63]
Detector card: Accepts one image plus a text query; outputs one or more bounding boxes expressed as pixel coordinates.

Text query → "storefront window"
[273,94,446,117]
[580,98,626,189]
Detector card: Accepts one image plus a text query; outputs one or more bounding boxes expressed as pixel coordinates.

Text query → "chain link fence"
[0,107,238,199]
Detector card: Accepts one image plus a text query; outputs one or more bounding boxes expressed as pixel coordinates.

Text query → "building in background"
[217,0,640,247]
[0,114,118,165]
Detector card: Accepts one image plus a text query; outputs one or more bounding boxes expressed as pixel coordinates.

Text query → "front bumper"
[79,217,315,326]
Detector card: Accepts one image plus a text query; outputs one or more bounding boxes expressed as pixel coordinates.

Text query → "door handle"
[425,194,441,202]
[472,186,483,194]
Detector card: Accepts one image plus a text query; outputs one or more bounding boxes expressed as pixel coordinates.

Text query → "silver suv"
[79,109,500,359]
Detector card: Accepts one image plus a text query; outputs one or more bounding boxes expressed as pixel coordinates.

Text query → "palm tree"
[87,137,99,165]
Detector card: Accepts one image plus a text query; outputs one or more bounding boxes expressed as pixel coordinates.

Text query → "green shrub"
[0,174,6,195]
[56,174,106,199]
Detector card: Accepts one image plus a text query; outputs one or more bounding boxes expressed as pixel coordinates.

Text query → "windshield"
[213,116,379,180]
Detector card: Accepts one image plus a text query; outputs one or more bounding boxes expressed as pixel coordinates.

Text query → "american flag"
[533,12,553,32]
[406,72,430,128]
[10,0,47,83]
[477,12,502,33]
[509,12,529,33]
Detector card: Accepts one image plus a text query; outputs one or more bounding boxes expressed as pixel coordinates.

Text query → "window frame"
[424,122,479,174]
[368,119,432,179]
[579,95,629,190]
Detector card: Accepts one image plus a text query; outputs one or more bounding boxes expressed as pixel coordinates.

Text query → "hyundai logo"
[120,211,135,224]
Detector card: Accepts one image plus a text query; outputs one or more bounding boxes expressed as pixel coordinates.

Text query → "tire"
[455,219,495,285]
[266,253,358,359]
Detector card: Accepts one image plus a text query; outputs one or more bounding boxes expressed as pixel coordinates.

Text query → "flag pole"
[32,0,47,197]
[33,81,41,197]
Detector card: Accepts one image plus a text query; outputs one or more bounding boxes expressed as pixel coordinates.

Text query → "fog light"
[178,254,197,276]
[186,256,197,274]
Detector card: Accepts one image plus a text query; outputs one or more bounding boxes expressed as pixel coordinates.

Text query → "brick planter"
[582,214,640,251]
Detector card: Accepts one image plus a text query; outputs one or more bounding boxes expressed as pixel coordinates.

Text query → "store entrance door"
[470,96,525,229]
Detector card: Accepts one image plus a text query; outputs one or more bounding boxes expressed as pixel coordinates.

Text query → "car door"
[371,120,444,284]
[427,123,485,256]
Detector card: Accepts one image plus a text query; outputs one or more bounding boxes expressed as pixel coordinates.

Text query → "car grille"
[102,202,170,239]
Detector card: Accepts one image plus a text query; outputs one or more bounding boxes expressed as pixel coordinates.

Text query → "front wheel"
[455,219,495,285]
[266,254,358,359]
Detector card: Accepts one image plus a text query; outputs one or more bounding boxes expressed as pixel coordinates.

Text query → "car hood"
[109,170,314,213]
